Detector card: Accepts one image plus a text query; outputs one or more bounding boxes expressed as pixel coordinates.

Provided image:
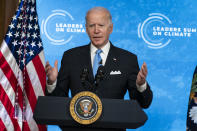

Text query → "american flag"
[0,0,46,130]
[187,66,197,131]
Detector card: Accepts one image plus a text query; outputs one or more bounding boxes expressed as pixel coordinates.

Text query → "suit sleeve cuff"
[136,81,147,93]
[46,79,57,93]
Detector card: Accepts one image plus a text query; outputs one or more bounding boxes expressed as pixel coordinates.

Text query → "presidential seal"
[70,91,102,125]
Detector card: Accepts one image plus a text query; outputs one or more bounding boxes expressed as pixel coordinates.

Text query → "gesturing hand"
[45,60,58,85]
[136,62,148,86]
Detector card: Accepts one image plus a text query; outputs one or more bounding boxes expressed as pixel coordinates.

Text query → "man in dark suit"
[45,7,153,131]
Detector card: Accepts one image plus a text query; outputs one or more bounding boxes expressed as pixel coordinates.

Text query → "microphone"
[95,65,105,86]
[80,68,94,92]
[99,60,102,65]
[80,68,89,87]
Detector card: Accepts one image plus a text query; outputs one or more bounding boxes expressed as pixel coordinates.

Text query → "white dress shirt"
[90,41,110,67]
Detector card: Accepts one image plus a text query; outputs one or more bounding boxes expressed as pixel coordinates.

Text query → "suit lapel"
[104,43,118,76]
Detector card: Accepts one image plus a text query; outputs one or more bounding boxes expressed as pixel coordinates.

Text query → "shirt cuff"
[136,82,147,93]
[46,79,57,93]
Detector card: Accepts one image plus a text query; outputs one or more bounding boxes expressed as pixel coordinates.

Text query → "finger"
[142,62,147,71]
[54,60,58,69]
[45,61,49,68]
[141,67,147,77]
[141,62,147,76]
[138,71,145,80]
[45,61,51,70]
[45,65,52,73]
[143,62,147,71]
[139,67,146,77]
[46,70,51,76]
[136,72,146,85]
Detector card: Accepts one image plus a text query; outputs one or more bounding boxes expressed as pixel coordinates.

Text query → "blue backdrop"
[36,0,197,130]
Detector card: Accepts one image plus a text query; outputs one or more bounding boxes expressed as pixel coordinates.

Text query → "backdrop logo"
[41,10,85,45]
[138,13,196,49]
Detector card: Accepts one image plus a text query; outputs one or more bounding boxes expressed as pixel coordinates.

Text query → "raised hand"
[136,62,148,86]
[45,60,58,85]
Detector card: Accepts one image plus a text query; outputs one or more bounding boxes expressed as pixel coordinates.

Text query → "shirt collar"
[90,41,110,55]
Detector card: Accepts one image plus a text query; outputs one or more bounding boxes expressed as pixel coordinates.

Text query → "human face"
[86,10,113,49]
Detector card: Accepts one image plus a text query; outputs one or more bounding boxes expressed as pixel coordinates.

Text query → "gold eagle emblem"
[79,99,93,116]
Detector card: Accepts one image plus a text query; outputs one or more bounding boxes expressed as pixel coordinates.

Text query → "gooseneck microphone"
[80,68,94,92]
[80,68,89,87]
[80,65,105,92]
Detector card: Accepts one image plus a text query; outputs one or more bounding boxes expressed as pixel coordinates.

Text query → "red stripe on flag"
[22,121,31,131]
[0,52,23,109]
[24,69,37,111]
[32,55,46,94]
[0,84,21,131]
[30,55,47,131]
[0,118,6,131]
[38,124,47,131]
[24,69,47,131]
[0,52,17,91]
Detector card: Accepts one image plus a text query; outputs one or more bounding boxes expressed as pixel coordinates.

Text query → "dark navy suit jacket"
[48,43,153,131]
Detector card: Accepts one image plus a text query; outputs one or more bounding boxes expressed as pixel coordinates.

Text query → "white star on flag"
[9,23,15,29]
[12,40,18,46]
[6,32,13,38]
[14,32,19,37]
[31,41,36,48]
[32,32,37,39]
[34,24,38,30]
[29,50,34,56]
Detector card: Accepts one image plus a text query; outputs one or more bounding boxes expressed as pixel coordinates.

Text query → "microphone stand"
[80,68,94,92]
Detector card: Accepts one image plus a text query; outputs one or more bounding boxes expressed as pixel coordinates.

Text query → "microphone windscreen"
[97,65,105,74]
